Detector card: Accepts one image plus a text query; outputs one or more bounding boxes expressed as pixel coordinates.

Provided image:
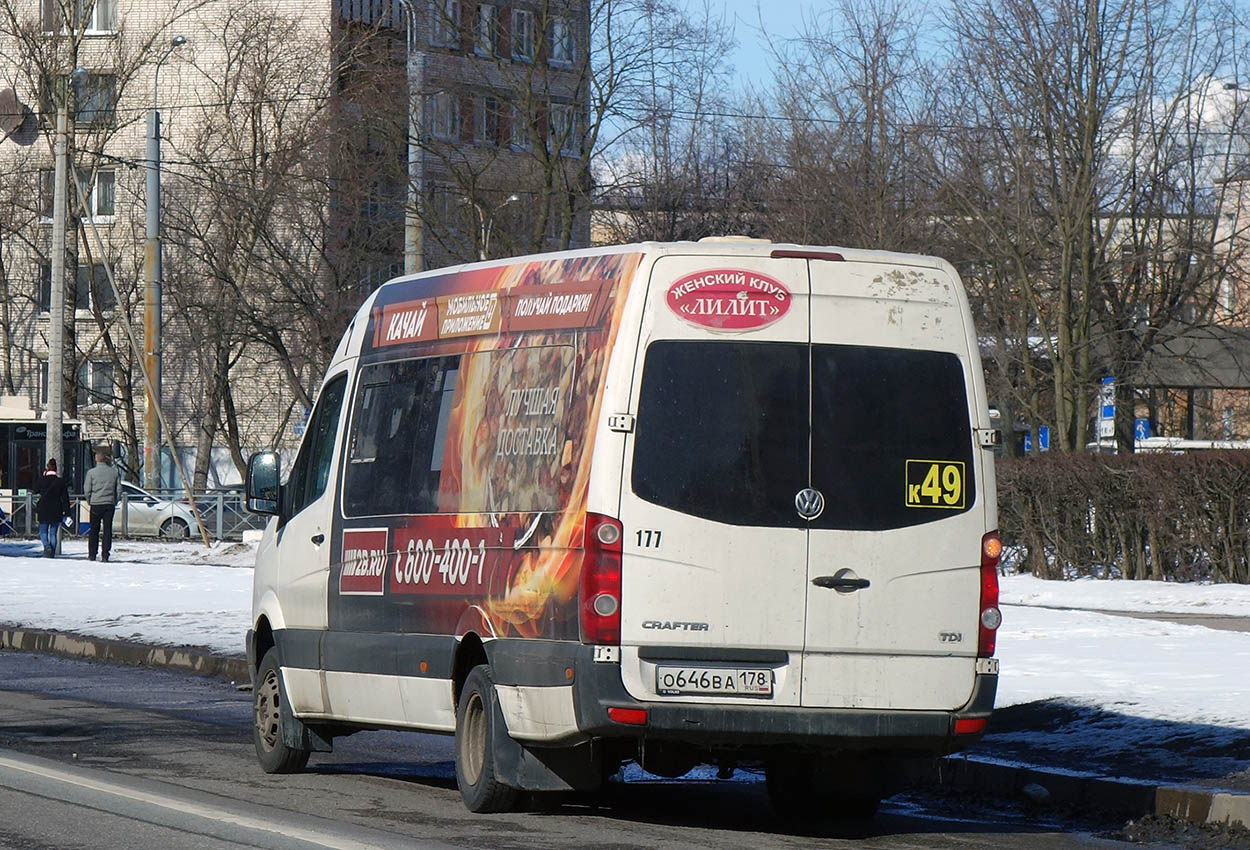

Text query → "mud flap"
[488,697,602,792]
[278,680,334,753]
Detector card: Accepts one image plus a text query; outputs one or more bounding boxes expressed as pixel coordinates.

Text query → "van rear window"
[631,341,975,530]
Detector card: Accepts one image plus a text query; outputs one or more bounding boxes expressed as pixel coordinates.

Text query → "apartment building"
[0,0,591,489]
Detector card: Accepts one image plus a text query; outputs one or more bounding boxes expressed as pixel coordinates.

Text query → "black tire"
[252,648,311,774]
[455,664,519,813]
[160,517,190,539]
[765,756,881,823]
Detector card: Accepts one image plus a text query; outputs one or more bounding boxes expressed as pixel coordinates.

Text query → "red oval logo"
[666,269,793,331]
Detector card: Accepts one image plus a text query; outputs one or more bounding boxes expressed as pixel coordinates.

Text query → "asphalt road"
[0,650,1155,850]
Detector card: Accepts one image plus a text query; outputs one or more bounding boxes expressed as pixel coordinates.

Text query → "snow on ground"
[1001,572,1250,618]
[0,537,251,655]
[996,604,1248,727]
[1,535,1249,761]
[999,573,1250,729]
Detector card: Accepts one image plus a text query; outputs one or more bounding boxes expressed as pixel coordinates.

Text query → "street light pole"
[142,35,186,490]
[473,194,519,261]
[46,66,87,476]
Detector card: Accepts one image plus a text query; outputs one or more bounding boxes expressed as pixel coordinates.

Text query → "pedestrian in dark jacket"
[83,448,120,562]
[36,458,71,558]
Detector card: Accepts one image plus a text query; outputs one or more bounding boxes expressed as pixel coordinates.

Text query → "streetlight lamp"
[46,65,88,478]
[466,194,519,261]
[142,34,187,490]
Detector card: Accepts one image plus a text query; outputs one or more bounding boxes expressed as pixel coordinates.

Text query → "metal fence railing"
[0,490,266,542]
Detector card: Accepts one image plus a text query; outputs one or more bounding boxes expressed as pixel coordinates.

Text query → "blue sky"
[710,0,819,88]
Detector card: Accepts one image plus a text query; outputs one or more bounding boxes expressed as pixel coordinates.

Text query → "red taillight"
[580,513,622,645]
[607,707,647,726]
[954,717,987,735]
[978,531,1002,657]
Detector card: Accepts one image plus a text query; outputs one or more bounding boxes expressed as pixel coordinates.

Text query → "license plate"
[655,666,774,698]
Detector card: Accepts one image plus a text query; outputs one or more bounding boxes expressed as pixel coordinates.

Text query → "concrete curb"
[3,628,1248,832]
[912,755,1250,830]
[0,627,249,684]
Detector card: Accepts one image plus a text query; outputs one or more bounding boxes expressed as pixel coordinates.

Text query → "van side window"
[343,345,574,518]
[283,373,349,519]
[344,357,459,517]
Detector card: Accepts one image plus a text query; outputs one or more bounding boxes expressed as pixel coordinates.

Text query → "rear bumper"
[566,646,997,756]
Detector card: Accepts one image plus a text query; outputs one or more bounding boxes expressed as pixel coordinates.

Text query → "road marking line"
[0,752,417,850]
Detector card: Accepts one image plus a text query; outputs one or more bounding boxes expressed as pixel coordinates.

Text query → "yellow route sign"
[905,460,966,509]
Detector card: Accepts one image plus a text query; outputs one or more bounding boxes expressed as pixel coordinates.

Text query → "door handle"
[812,575,870,591]
[311,533,325,545]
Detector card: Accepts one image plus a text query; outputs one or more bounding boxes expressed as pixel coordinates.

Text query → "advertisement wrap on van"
[245,239,1001,821]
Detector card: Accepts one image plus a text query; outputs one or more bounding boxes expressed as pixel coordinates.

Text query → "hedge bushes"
[996,452,1250,583]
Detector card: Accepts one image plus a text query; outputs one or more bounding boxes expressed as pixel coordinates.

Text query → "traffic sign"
[1134,418,1151,442]
[1100,376,1115,419]
[1023,431,1033,453]
[1038,425,1050,452]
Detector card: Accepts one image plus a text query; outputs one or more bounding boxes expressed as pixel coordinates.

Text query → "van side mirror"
[246,451,281,515]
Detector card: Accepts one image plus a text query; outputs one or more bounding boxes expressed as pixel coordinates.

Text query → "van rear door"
[616,252,985,713]
[616,255,811,707]
[801,259,982,710]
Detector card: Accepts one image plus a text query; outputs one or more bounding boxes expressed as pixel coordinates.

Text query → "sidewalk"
[1,536,1249,831]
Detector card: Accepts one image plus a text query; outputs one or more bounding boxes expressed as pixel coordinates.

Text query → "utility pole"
[397,0,423,275]
[46,67,87,474]
[143,35,186,490]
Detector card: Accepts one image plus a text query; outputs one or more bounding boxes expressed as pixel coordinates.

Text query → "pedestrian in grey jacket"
[83,449,120,562]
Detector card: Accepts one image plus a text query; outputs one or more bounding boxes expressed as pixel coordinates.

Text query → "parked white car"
[114,482,195,538]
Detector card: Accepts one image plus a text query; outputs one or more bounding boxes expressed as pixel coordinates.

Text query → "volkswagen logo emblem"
[794,487,825,520]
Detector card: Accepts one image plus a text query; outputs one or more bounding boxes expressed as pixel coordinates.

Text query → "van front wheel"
[455,665,519,813]
[252,648,311,774]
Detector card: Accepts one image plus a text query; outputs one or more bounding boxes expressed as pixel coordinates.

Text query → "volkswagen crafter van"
[245,239,1002,819]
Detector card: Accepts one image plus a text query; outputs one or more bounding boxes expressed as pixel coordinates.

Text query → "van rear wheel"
[252,648,311,774]
[455,665,519,813]
[765,756,881,822]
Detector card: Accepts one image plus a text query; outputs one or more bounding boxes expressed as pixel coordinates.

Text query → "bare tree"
[937,0,1244,451]
[0,0,207,479]
[161,2,344,487]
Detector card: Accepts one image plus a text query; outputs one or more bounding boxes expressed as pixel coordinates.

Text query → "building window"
[550,16,574,65]
[77,74,116,127]
[549,102,577,156]
[78,169,115,219]
[39,262,116,312]
[82,0,116,33]
[474,4,499,57]
[427,91,460,141]
[428,0,459,48]
[38,71,116,128]
[430,186,458,232]
[76,263,115,311]
[76,359,114,407]
[473,95,501,146]
[41,0,116,34]
[510,105,531,149]
[38,359,48,405]
[39,169,55,219]
[40,166,115,221]
[511,9,534,61]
